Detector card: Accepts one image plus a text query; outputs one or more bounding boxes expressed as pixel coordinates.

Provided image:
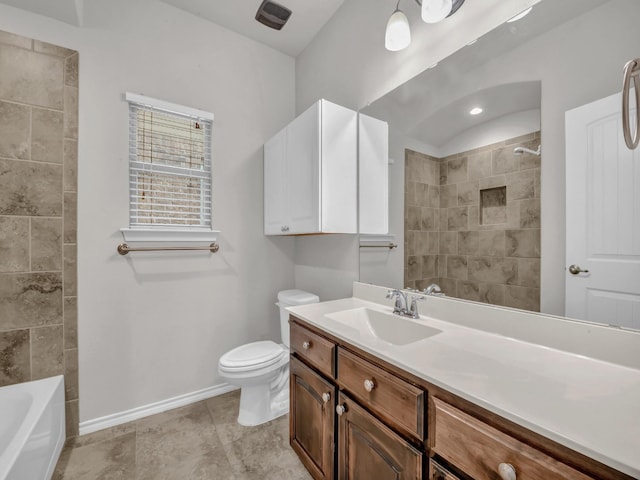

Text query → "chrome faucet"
[386,289,408,315]
[423,283,445,296]
[387,289,424,319]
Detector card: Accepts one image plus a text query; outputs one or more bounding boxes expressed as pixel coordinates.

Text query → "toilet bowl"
[218,289,319,426]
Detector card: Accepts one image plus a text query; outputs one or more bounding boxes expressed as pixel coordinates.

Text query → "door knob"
[568,264,589,275]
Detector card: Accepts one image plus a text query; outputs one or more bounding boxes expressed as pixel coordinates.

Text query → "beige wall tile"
[447,206,468,231]
[534,168,541,198]
[506,170,535,201]
[33,40,75,58]
[457,280,481,302]
[520,198,540,228]
[438,277,457,297]
[63,86,78,139]
[0,45,64,109]
[505,229,540,258]
[64,192,77,243]
[32,107,64,163]
[439,161,447,185]
[0,272,62,329]
[405,231,416,256]
[480,186,507,225]
[0,216,29,272]
[439,231,457,254]
[504,285,540,312]
[64,244,77,296]
[421,208,437,231]
[439,184,457,208]
[467,256,517,284]
[64,297,78,349]
[31,325,64,379]
[467,152,492,180]
[458,180,479,206]
[518,140,541,170]
[422,255,438,278]
[479,175,506,190]
[447,157,468,184]
[407,256,420,280]
[447,255,468,280]
[458,231,505,257]
[31,217,63,271]
[414,183,428,207]
[65,348,79,400]
[0,159,63,216]
[0,30,33,50]
[492,145,520,175]
[65,53,79,87]
[63,139,78,192]
[0,329,30,386]
[517,258,541,288]
[405,181,416,207]
[0,101,30,159]
[65,399,79,437]
[406,206,421,230]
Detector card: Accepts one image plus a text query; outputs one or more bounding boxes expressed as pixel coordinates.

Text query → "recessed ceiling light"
[469,107,483,115]
[507,6,532,23]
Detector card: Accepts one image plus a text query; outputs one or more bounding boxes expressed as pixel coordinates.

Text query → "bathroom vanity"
[287,283,640,480]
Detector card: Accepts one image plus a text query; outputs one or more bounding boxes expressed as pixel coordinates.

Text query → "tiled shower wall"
[405,132,541,312]
[0,30,79,436]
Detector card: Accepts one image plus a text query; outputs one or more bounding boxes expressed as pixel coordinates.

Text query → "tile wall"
[405,132,541,312]
[0,30,79,436]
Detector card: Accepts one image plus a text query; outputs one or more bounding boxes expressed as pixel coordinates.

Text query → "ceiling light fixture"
[385,0,465,52]
[507,6,532,23]
[469,107,483,115]
[385,1,411,51]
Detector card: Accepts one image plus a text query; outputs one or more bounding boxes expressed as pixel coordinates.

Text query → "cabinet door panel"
[264,127,289,235]
[337,392,422,480]
[290,356,336,480]
[287,101,320,234]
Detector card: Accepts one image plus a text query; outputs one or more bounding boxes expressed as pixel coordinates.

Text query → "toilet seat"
[219,341,286,373]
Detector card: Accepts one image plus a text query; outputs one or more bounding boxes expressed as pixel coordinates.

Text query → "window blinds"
[127,95,213,228]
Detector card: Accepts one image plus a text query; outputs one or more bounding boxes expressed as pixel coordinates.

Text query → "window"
[124,93,214,235]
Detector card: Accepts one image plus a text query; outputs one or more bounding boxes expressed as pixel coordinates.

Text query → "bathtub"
[0,376,65,480]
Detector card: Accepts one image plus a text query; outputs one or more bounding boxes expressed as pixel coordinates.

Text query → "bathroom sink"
[325,307,441,346]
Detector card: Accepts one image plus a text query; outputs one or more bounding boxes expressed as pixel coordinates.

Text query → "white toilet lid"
[219,341,286,371]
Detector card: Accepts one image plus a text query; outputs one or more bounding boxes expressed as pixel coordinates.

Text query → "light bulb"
[385,9,411,51]
[421,0,453,24]
[469,107,483,115]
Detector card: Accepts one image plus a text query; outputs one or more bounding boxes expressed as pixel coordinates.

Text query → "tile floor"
[53,390,313,479]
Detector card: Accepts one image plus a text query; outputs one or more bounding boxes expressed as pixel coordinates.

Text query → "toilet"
[218,289,319,426]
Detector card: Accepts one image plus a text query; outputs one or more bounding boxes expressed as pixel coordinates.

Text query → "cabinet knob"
[302,341,312,350]
[321,392,331,403]
[336,404,346,416]
[363,379,376,392]
[498,463,516,480]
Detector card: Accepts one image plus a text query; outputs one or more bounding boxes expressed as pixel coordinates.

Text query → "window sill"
[120,228,220,243]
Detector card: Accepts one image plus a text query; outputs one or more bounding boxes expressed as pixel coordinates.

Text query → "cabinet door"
[336,392,422,480]
[358,113,388,234]
[290,356,336,480]
[287,101,321,234]
[264,127,289,235]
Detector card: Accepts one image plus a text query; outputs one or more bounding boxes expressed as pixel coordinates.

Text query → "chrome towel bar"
[622,58,640,149]
[117,242,219,255]
[359,243,398,250]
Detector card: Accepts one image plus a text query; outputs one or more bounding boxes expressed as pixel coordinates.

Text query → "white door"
[565,92,640,329]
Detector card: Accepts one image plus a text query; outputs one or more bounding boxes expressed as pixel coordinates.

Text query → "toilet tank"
[277,289,319,347]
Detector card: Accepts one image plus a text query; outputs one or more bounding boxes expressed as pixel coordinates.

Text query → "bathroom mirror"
[359,0,640,330]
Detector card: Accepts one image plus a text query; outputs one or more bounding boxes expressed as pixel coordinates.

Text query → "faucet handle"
[386,289,397,299]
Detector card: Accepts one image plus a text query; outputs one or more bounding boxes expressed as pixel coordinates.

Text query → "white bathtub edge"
[79,383,239,436]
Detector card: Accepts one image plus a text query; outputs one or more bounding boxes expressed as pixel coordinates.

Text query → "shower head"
[513,145,541,156]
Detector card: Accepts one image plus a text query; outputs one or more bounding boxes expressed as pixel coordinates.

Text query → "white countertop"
[288,296,640,478]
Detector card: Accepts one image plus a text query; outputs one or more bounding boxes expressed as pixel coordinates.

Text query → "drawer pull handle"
[498,463,516,480]
[363,379,376,392]
[336,404,346,416]
[302,341,312,350]
[321,392,331,403]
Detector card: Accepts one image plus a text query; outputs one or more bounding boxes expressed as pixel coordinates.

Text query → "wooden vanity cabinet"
[336,392,423,480]
[290,356,336,480]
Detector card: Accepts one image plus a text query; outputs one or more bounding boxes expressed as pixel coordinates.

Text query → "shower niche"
[479,186,507,225]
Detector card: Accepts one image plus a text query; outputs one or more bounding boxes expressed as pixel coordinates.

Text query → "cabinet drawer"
[337,348,425,440]
[291,320,336,378]
[432,398,594,480]
[430,460,463,480]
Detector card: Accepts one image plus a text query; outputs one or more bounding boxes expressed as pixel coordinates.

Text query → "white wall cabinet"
[264,99,358,235]
[358,113,389,234]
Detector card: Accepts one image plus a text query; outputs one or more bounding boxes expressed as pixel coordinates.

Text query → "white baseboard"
[78,383,238,436]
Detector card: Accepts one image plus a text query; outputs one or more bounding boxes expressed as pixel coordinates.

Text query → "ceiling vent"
[255,0,292,30]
